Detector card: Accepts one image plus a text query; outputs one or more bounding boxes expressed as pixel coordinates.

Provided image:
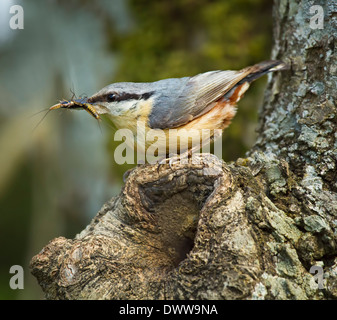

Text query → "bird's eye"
[107,93,116,102]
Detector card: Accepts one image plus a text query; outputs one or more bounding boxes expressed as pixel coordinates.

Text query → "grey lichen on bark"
[250,0,337,298]
[30,0,337,299]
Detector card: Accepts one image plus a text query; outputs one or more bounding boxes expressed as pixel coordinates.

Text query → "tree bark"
[30,0,337,299]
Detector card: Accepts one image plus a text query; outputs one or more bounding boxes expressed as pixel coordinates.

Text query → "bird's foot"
[158,151,191,168]
[123,168,135,182]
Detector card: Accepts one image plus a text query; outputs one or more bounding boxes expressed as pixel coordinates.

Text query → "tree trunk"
[30,0,337,299]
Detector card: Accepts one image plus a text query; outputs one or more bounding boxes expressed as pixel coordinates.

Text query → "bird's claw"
[123,167,135,182]
[158,153,189,169]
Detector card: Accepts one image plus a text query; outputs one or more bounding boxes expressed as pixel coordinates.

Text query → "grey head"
[87,77,190,125]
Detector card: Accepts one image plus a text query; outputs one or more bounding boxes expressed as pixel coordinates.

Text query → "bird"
[50,60,286,163]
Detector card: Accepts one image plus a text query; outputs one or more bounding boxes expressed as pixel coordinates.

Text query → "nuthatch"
[50,60,286,158]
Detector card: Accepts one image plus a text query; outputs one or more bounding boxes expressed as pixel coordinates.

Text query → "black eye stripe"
[88,92,154,104]
[107,92,154,102]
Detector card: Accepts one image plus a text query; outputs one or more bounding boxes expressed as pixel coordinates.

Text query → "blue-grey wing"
[148,69,250,129]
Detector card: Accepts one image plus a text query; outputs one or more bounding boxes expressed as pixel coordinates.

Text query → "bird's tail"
[238,60,288,84]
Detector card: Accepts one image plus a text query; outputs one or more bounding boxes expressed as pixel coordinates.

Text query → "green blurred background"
[0,0,273,299]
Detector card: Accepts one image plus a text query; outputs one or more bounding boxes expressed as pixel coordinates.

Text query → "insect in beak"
[50,98,100,120]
